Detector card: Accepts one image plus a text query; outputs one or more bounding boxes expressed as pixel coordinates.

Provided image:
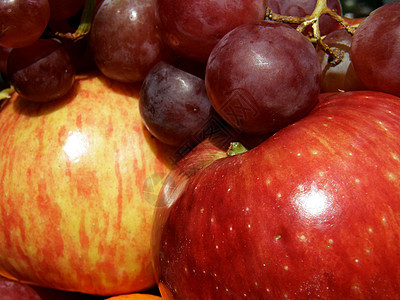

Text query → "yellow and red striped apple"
[0,73,175,295]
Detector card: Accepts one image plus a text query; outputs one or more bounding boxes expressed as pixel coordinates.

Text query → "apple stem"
[226,142,248,156]
[55,0,96,41]
[265,0,356,66]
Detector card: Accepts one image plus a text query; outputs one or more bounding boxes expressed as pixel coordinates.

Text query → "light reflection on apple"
[294,182,331,220]
[158,170,189,208]
[129,8,138,21]
[62,131,89,163]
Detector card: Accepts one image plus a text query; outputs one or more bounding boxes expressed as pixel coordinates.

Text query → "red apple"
[0,73,176,295]
[152,91,400,299]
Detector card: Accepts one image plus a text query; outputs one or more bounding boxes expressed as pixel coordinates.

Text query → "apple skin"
[0,73,176,295]
[152,91,400,299]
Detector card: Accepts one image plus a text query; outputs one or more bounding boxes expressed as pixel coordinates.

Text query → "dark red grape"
[0,46,11,75]
[205,21,321,135]
[0,0,50,48]
[156,0,268,62]
[48,0,85,20]
[0,276,41,300]
[140,61,221,147]
[7,39,76,102]
[318,29,366,93]
[266,0,342,36]
[89,0,169,83]
[350,2,400,97]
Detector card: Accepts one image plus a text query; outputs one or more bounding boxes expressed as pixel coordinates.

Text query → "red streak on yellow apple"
[0,73,175,295]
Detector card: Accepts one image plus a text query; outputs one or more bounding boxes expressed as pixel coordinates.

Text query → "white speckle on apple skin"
[376,120,389,132]
[386,172,396,181]
[352,284,360,291]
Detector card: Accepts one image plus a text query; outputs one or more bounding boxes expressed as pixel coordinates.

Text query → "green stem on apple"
[226,142,248,156]
[55,0,97,41]
[265,0,355,66]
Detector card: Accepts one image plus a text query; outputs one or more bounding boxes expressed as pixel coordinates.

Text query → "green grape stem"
[0,25,9,39]
[265,0,356,66]
[0,86,14,109]
[56,0,97,41]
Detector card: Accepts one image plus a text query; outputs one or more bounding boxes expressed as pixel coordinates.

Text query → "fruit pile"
[0,0,400,299]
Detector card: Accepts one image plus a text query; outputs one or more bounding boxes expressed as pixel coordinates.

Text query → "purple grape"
[205,21,321,135]
[0,0,50,48]
[140,61,221,147]
[350,2,400,97]
[318,29,366,93]
[7,39,76,102]
[156,0,268,62]
[267,0,343,36]
[89,0,170,83]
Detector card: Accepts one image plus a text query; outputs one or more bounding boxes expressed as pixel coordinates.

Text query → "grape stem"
[55,0,97,41]
[265,0,356,65]
[0,25,9,39]
[0,86,14,108]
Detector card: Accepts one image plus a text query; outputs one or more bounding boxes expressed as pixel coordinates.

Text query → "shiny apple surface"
[152,91,400,299]
[0,73,174,295]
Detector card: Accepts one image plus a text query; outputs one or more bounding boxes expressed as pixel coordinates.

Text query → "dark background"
[342,0,396,17]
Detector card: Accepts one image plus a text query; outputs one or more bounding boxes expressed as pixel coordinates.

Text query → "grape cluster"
[1,0,400,150]
[0,0,85,102]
